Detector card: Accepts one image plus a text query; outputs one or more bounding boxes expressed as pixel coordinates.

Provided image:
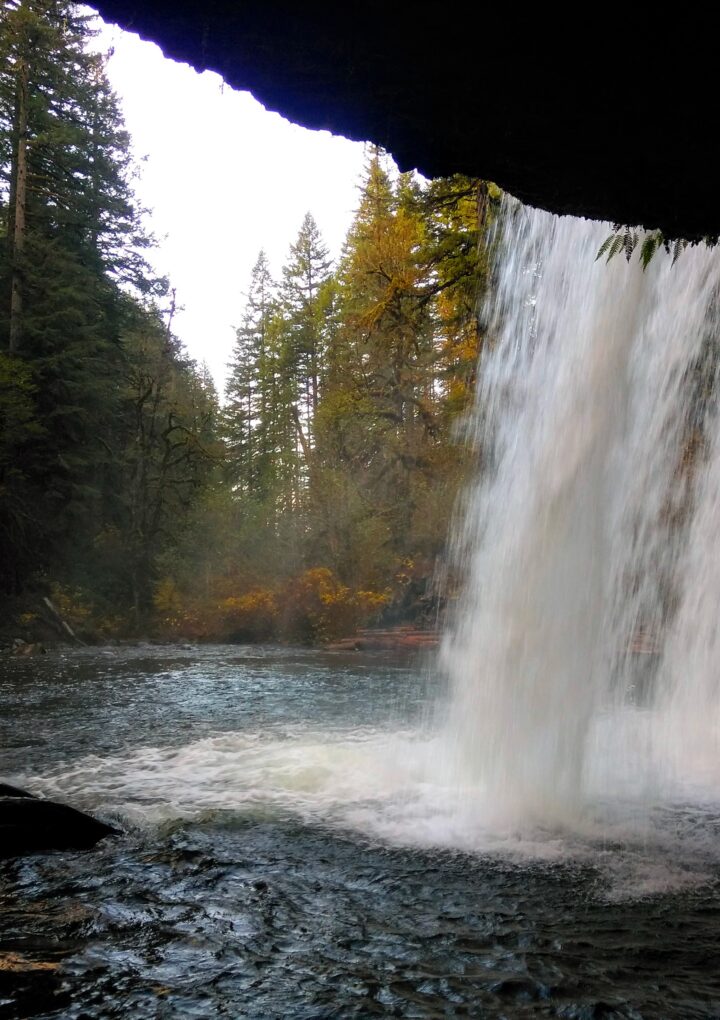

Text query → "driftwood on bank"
[326,626,440,652]
[40,597,85,645]
[327,626,664,656]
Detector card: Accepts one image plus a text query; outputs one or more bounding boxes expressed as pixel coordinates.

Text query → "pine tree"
[280,212,332,435]
[224,250,275,497]
[0,1,165,598]
[417,175,492,423]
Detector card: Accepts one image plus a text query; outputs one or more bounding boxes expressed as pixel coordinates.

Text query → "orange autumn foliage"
[152,567,388,645]
[280,567,389,644]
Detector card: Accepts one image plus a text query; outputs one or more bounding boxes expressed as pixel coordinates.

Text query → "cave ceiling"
[92,3,718,241]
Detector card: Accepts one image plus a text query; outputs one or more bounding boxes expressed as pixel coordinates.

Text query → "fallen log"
[326,627,440,652]
[40,597,86,646]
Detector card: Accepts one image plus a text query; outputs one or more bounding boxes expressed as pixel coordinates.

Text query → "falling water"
[440,200,720,826]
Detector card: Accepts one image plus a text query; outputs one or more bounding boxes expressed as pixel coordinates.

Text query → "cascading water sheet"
[440,200,720,825]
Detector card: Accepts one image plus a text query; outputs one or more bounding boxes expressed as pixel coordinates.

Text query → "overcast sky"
[93,20,368,390]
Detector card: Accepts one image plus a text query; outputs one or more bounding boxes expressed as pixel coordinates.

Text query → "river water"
[2,644,720,1019]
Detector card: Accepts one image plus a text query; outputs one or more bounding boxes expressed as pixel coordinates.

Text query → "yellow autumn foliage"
[220,588,278,641]
[149,567,388,645]
[282,567,389,644]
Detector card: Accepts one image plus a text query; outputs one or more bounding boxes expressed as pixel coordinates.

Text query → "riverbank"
[0,627,441,661]
[0,572,444,653]
[326,626,440,652]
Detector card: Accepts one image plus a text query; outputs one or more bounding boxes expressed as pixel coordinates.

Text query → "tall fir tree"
[280,212,332,437]
[224,250,275,498]
[0,1,212,616]
[319,149,436,566]
[0,1,139,590]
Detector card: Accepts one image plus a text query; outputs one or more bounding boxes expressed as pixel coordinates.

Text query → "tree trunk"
[290,403,339,562]
[9,51,29,354]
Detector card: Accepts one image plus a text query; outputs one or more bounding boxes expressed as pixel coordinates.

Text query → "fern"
[608,234,626,261]
[596,227,703,270]
[595,235,615,261]
[639,234,663,269]
[623,229,638,262]
[671,238,688,265]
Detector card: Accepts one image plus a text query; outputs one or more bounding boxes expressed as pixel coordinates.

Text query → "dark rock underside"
[91,4,718,241]
[0,793,119,859]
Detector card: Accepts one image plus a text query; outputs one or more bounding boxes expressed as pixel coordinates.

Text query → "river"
[2,644,719,1018]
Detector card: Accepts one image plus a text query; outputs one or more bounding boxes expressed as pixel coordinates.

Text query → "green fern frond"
[623,229,638,262]
[639,233,663,270]
[608,235,626,261]
[596,227,700,270]
[595,236,614,261]
[671,238,688,265]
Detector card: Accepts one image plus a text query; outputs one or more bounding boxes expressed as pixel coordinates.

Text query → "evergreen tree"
[318,149,436,568]
[0,1,192,611]
[222,254,297,569]
[224,250,275,497]
[416,175,493,423]
[280,212,332,435]
[0,2,134,589]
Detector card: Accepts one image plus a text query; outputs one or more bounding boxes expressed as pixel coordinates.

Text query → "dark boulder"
[0,794,120,859]
[0,782,35,798]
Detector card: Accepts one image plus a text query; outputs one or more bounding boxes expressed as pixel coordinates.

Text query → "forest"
[0,0,498,645]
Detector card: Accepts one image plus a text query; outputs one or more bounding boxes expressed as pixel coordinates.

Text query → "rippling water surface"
[1,645,720,1019]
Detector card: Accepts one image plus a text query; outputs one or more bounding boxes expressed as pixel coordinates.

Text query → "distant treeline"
[0,0,498,643]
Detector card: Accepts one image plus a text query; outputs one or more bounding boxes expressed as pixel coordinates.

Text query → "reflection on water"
[2,646,720,1018]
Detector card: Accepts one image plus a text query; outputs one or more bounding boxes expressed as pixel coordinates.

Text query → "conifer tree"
[320,149,435,561]
[280,212,332,435]
[0,1,187,603]
[224,250,275,497]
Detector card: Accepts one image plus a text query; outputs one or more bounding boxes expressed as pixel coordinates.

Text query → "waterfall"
[18,201,720,873]
[440,200,720,826]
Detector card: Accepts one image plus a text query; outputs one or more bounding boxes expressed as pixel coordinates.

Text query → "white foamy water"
[21,718,719,901]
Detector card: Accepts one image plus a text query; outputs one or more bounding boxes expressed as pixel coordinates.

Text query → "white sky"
[93,20,368,390]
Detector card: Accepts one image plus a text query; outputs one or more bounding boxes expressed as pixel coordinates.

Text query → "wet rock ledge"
[0,783,119,860]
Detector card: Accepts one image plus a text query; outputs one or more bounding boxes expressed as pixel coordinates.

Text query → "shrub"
[280,567,389,644]
[219,588,278,642]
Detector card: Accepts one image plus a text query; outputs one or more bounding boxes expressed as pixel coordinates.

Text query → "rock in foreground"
[0,793,119,859]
